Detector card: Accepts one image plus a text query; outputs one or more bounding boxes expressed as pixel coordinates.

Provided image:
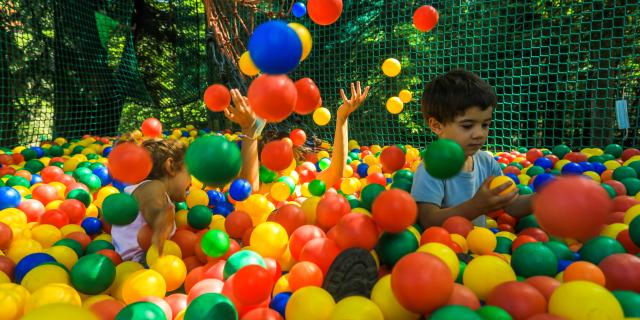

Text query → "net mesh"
[1,0,639,150]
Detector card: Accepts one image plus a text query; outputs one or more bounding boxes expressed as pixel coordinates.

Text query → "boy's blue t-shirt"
[411,150,503,227]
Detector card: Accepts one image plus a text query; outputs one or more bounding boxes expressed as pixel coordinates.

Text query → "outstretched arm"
[224,89,260,191]
[317,82,370,187]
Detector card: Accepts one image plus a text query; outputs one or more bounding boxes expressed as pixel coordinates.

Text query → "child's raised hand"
[224,89,257,134]
[471,176,518,214]
[337,81,370,121]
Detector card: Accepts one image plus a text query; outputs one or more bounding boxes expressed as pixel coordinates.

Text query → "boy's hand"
[337,81,370,122]
[224,89,257,135]
[471,176,518,214]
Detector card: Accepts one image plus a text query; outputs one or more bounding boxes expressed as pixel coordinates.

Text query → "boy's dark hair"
[141,138,187,179]
[421,69,497,124]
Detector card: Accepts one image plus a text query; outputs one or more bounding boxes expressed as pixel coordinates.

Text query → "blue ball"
[0,186,21,210]
[292,2,307,18]
[351,149,361,154]
[489,228,499,234]
[92,166,112,186]
[557,259,573,272]
[269,292,292,317]
[357,163,369,177]
[207,190,226,207]
[248,20,302,74]
[15,253,55,283]
[102,146,112,157]
[532,173,555,192]
[505,173,520,185]
[182,131,190,137]
[111,179,129,192]
[30,174,43,185]
[561,162,584,175]
[229,179,252,202]
[213,201,234,217]
[578,161,594,172]
[30,146,44,158]
[534,157,553,170]
[81,217,102,235]
[592,162,606,175]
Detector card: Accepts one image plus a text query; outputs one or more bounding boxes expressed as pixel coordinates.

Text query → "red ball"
[420,227,451,246]
[334,213,379,250]
[524,276,561,302]
[307,0,343,26]
[267,204,306,236]
[242,308,283,320]
[294,78,322,115]
[0,222,12,250]
[598,253,640,292]
[412,5,439,32]
[616,229,640,254]
[261,140,294,172]
[518,227,549,243]
[612,195,639,212]
[289,129,307,147]
[32,184,59,205]
[299,237,341,274]
[0,256,15,279]
[171,229,198,258]
[41,166,64,183]
[442,216,474,237]
[372,189,417,233]
[366,172,387,186]
[58,199,86,225]
[164,294,187,319]
[96,249,122,266]
[263,257,282,284]
[563,152,588,163]
[89,299,125,320]
[526,148,543,163]
[391,252,453,314]
[511,235,538,251]
[184,267,205,294]
[380,146,405,173]
[188,278,224,303]
[288,261,323,291]
[66,232,91,250]
[533,176,611,241]
[248,74,297,122]
[107,143,152,184]
[55,174,76,186]
[315,194,350,231]
[233,265,273,305]
[289,225,326,260]
[604,180,627,197]
[40,209,69,228]
[225,210,253,240]
[18,199,45,223]
[486,281,547,320]
[622,148,640,161]
[204,84,231,112]
[141,118,162,138]
[446,283,480,310]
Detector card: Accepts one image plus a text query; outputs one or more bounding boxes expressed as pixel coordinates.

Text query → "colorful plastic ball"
[25,283,82,311]
[313,107,331,126]
[288,225,326,260]
[385,96,404,114]
[430,305,481,320]
[267,204,306,236]
[223,250,266,279]
[115,301,166,320]
[381,58,401,77]
[611,290,640,318]
[23,303,98,320]
[269,292,291,318]
[81,217,102,235]
[288,22,312,62]
[486,281,547,320]
[299,237,340,274]
[141,118,162,138]
[562,261,605,285]
[599,253,640,292]
[251,222,289,258]
[548,281,623,320]
[15,253,56,283]
[578,236,626,265]
[228,179,252,202]
[463,255,516,300]
[285,286,335,320]
[292,2,307,18]
[423,139,465,179]
[70,253,115,295]
[0,187,21,210]
[511,242,558,277]
[204,84,231,112]
[92,166,111,186]
[315,194,350,231]
[201,229,230,258]
[413,5,439,32]
[556,161,582,175]
[307,0,343,26]
[380,146,405,173]
[121,269,167,304]
[232,264,272,305]
[248,20,301,74]
[371,189,416,233]
[294,78,322,115]
[101,193,138,226]
[330,296,384,320]
[308,180,326,197]
[188,205,212,230]
[289,129,307,147]
[150,255,187,291]
[370,274,419,320]
[107,143,152,185]
[238,51,260,76]
[334,213,379,250]
[86,239,115,255]
[261,140,294,172]
[375,230,419,267]
[185,135,242,187]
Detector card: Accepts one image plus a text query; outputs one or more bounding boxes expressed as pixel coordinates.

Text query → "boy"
[412,69,532,229]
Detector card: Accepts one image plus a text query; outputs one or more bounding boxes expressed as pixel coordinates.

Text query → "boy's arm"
[317,82,370,187]
[134,181,174,255]
[504,194,533,218]
[225,89,260,191]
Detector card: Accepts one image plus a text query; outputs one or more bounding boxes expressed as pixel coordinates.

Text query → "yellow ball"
[45,200,63,211]
[367,165,382,175]
[313,107,331,126]
[277,245,295,272]
[450,234,469,253]
[21,264,70,293]
[0,207,27,226]
[250,222,289,259]
[272,274,290,296]
[22,302,99,320]
[317,150,330,160]
[604,160,621,170]
[406,226,421,243]
[417,242,460,280]
[82,294,114,308]
[96,186,119,206]
[371,275,419,320]
[111,261,144,301]
[398,90,412,103]
[31,224,62,248]
[466,227,497,254]
[300,183,312,198]
[330,296,384,320]
[186,188,209,208]
[495,231,517,241]
[340,178,358,195]
[25,283,81,312]
[8,239,43,263]
[209,215,226,232]
[121,269,167,304]
[463,255,516,300]
[49,182,67,199]
[301,196,321,225]
[624,204,640,224]
[60,224,85,236]
[583,171,601,182]
[146,240,182,266]
[271,182,292,202]
[381,58,401,77]
[489,176,516,196]
[150,255,187,292]
[386,97,404,114]
[517,174,531,186]
[44,245,78,270]
[175,209,189,229]
[0,285,29,320]
[548,281,624,320]
[288,23,313,61]
[351,207,370,216]
[286,286,336,320]
[486,218,498,229]
[343,165,354,178]
[600,223,628,239]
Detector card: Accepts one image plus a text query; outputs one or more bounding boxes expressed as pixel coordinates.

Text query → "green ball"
[578,236,626,265]
[393,169,414,182]
[70,253,115,295]
[188,205,212,230]
[621,178,640,196]
[499,163,507,170]
[24,159,45,173]
[185,135,242,187]
[627,161,640,177]
[613,166,637,181]
[308,180,326,197]
[542,149,552,156]
[456,261,466,283]
[605,144,623,158]
[102,193,139,225]
[422,139,465,179]
[116,301,167,320]
[79,174,102,192]
[476,305,513,320]
[431,305,481,320]
[54,238,84,257]
[85,240,115,254]
[515,214,539,233]
[72,146,85,155]
[49,145,63,157]
[66,188,92,207]
[508,162,523,170]
[73,167,93,179]
[346,195,360,209]
[223,250,266,279]
[543,240,574,260]
[602,183,617,198]
[348,152,359,161]
[201,230,230,258]
[517,185,533,195]
[511,242,557,277]
[50,161,64,169]
[526,165,545,177]
[21,148,37,161]
[495,236,513,254]
[318,158,331,171]
[0,179,4,187]
[360,183,385,211]
[175,201,188,211]
[517,147,529,154]
[552,144,571,159]
[588,155,605,163]
[612,290,640,317]
[86,153,99,160]
[259,165,277,183]
[185,293,237,320]
[7,176,30,188]
[630,216,640,247]
[375,230,419,267]
[77,161,92,169]
[89,162,105,170]
[601,153,616,162]
[390,179,412,192]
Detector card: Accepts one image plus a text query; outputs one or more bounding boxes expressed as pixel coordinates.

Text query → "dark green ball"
[390,179,412,192]
[77,161,92,169]
[544,240,574,260]
[102,193,139,225]
[71,253,115,295]
[602,183,617,198]
[508,162,523,170]
[621,178,640,196]
[431,305,481,320]
[422,139,465,179]
[601,153,616,162]
[85,240,115,254]
[116,301,167,320]
[66,188,92,207]
[526,165,545,177]
[184,293,237,320]
[495,236,513,254]
[375,230,419,267]
[175,201,188,211]
[511,242,557,277]
[6,176,30,188]
[393,169,414,182]
[20,148,38,161]
[72,146,85,155]
[360,183,385,211]
[476,305,513,320]
[188,205,212,229]
[24,159,45,173]
[517,185,533,195]
[49,145,63,157]
[628,161,640,177]
[515,214,539,233]
[604,144,623,158]
[612,290,640,317]
[185,135,242,187]
[588,155,605,163]
[552,144,571,159]
[259,165,277,184]
[613,166,637,181]
[630,216,640,247]
[578,236,626,265]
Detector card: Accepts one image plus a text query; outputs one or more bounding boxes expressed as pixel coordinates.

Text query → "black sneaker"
[322,247,378,301]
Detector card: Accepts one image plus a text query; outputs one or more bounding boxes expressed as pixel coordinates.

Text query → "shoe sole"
[322,247,378,301]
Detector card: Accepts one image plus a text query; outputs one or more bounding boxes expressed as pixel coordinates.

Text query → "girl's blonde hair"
[141,139,187,179]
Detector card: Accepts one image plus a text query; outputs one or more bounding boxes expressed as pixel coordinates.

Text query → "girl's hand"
[337,81,370,122]
[224,89,257,135]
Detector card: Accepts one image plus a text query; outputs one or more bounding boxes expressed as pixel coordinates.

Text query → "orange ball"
[107,143,152,184]
[89,299,125,320]
[203,84,231,112]
[562,261,605,286]
[420,227,452,246]
[224,210,253,240]
[261,140,294,172]
[171,229,198,258]
[307,0,343,26]
[334,213,379,250]
[288,261,323,291]
[372,189,417,233]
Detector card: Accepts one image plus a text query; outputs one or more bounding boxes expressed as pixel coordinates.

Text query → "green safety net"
[1,0,639,150]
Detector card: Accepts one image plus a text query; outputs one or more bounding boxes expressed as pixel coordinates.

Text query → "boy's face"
[429,106,493,157]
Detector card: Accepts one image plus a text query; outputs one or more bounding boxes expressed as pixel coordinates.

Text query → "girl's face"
[167,164,191,202]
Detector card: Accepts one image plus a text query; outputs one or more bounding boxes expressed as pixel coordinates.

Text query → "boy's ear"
[428,117,444,136]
